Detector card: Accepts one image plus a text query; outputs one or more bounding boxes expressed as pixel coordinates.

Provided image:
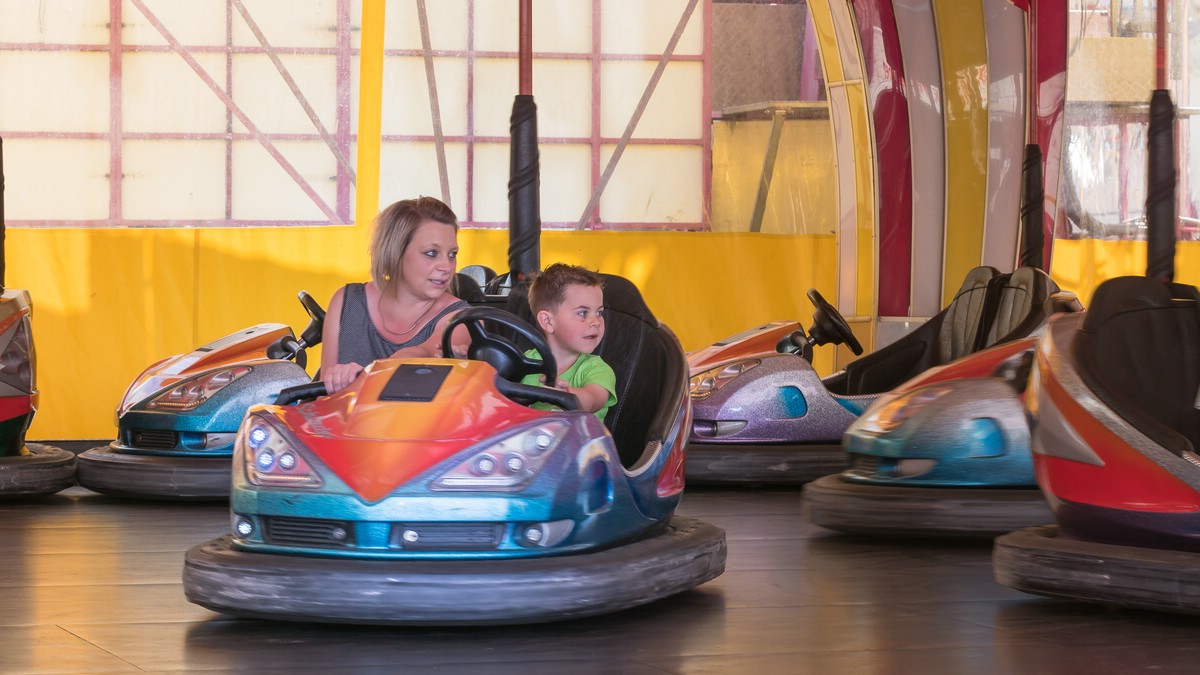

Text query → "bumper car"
[805,276,1083,538]
[993,276,1200,613]
[0,289,75,496]
[76,292,324,499]
[687,265,1069,484]
[183,275,726,625]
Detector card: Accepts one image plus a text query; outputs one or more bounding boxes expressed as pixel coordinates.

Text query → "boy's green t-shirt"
[520,350,617,420]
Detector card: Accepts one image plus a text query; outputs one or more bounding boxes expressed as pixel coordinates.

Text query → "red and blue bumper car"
[183,276,726,625]
[0,289,75,496]
[994,275,1200,613]
[687,266,1069,485]
[76,292,323,499]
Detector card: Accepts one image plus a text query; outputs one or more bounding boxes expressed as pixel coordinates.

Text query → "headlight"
[148,367,252,410]
[855,386,952,434]
[689,359,761,399]
[240,415,322,487]
[431,420,569,491]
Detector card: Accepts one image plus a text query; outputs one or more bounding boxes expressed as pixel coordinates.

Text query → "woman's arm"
[321,287,364,393]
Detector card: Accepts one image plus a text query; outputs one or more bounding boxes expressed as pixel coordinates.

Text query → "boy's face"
[537,284,605,356]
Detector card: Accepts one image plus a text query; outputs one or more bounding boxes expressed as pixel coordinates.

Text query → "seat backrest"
[1074,277,1200,456]
[937,265,1002,362]
[836,266,999,395]
[978,266,1059,348]
[594,275,688,469]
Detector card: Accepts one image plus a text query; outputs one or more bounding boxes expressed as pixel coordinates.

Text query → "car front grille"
[128,429,179,450]
[849,453,879,476]
[392,522,504,551]
[263,516,354,548]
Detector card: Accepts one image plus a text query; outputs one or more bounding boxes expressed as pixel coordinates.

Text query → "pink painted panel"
[1031,0,1067,267]
[853,0,913,317]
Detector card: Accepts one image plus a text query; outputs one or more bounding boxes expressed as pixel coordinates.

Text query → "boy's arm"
[559,381,612,415]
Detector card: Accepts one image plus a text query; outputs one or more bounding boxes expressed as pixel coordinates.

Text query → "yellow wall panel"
[13,227,835,440]
[932,0,989,305]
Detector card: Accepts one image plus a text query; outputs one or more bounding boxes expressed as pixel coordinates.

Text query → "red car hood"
[273,358,549,502]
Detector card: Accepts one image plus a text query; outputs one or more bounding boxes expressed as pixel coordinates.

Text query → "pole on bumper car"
[1018,143,1044,271]
[507,0,540,280]
[1145,0,1175,282]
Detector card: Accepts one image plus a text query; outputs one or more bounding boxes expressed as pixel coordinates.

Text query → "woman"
[321,197,471,393]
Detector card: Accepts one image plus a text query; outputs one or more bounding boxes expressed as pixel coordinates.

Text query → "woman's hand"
[324,362,364,394]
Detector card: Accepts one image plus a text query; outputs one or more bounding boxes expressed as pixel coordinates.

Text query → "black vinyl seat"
[1073,276,1200,456]
[831,266,1071,396]
[497,274,687,469]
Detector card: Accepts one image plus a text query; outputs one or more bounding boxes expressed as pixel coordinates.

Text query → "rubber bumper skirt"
[685,441,844,485]
[77,445,230,500]
[0,443,76,496]
[805,474,1053,538]
[184,516,727,625]
[995,524,1200,615]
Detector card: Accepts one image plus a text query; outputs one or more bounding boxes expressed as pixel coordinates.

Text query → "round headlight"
[256,450,275,471]
[473,454,497,475]
[247,425,269,450]
[278,452,296,470]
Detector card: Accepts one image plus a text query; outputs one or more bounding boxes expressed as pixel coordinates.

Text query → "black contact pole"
[1145,1,1176,282]
[507,0,540,279]
[1,136,6,292]
[1018,143,1045,270]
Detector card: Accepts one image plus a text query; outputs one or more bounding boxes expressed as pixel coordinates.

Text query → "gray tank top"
[337,283,468,367]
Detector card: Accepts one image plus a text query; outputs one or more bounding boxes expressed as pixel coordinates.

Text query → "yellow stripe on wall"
[932,0,989,305]
[12,228,836,439]
[355,0,386,228]
[1050,239,1200,306]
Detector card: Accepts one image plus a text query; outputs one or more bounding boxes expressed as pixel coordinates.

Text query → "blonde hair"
[370,197,459,293]
[528,263,604,313]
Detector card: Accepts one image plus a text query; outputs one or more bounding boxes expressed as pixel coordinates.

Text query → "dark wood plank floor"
[3,485,1200,674]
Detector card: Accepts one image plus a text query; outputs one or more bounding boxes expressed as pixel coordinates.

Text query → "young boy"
[521,264,617,420]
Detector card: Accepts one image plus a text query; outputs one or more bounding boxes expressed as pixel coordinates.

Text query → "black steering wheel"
[806,289,864,356]
[265,291,327,370]
[442,307,580,411]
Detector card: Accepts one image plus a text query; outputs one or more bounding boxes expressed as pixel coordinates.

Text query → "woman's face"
[398,219,459,299]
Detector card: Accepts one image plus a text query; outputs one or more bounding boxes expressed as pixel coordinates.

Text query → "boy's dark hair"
[528,263,605,313]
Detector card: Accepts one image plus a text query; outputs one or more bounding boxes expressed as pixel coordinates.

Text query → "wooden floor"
[3,484,1200,674]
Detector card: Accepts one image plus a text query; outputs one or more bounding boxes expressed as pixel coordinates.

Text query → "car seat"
[1072,276,1200,457]
[832,266,1000,395]
[593,275,689,470]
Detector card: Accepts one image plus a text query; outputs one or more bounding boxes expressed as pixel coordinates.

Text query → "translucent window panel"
[231,140,341,221]
[379,141,468,214]
[0,0,110,44]
[385,0,469,52]
[529,61,593,138]
[473,58,523,138]
[3,139,110,221]
[470,141,513,223]
[122,140,226,221]
[598,145,702,225]
[122,0,229,47]
[381,56,469,137]
[230,0,339,49]
[0,52,109,133]
[231,53,340,135]
[601,0,704,56]
[539,143,593,221]
[470,142,592,225]
[600,61,702,139]
[474,0,593,54]
[710,117,837,235]
[122,52,230,134]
